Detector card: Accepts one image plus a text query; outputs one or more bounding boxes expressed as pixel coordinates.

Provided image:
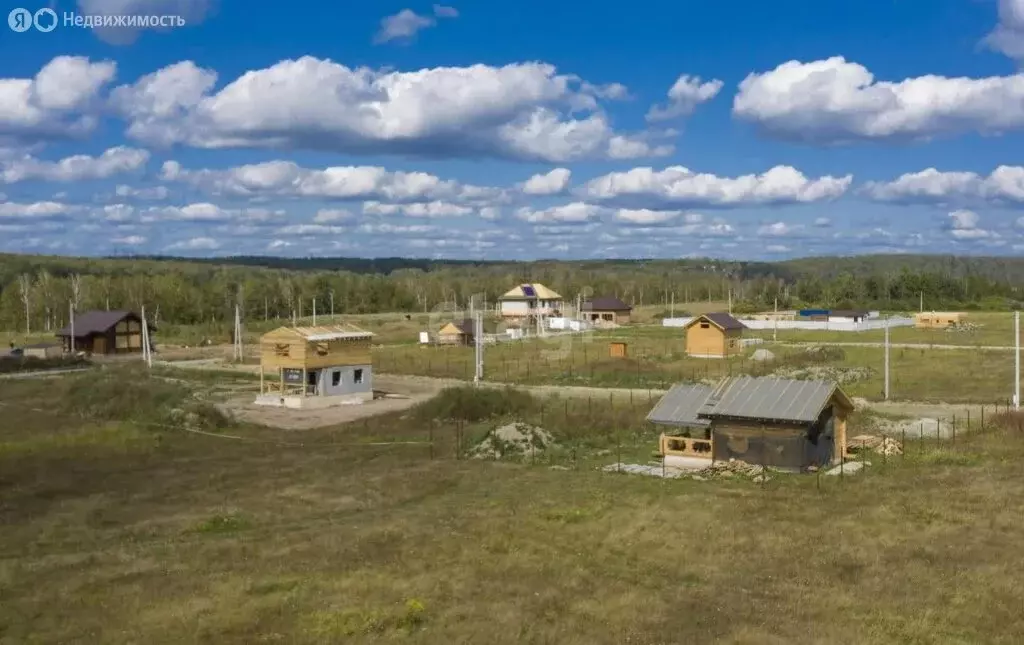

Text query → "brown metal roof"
[582,296,632,312]
[687,312,745,331]
[55,310,147,337]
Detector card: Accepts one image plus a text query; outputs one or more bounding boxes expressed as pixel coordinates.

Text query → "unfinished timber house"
[647,376,853,471]
[257,324,375,409]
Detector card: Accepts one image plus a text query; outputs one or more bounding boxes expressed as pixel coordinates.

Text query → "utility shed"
[259,324,374,405]
[648,376,853,470]
[55,310,150,355]
[915,312,967,329]
[683,313,745,358]
[582,296,632,325]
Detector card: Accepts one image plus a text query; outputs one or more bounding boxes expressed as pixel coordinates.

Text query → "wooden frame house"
[259,324,375,405]
[648,376,853,471]
[683,313,745,358]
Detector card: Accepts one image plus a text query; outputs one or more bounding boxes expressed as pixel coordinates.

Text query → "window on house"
[602,313,613,321]
[700,322,710,329]
[332,370,341,386]
[274,343,290,357]
[315,342,329,356]
[354,368,364,384]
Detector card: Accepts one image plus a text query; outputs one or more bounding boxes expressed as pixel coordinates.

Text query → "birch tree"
[17,273,31,334]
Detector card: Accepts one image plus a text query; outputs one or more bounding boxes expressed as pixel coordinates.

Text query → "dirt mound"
[774,365,873,384]
[472,422,556,459]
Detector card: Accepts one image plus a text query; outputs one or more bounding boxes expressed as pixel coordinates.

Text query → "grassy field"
[373,334,1019,404]
[3,367,1024,643]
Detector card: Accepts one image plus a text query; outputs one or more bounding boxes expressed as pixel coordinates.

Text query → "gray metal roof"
[701,376,838,423]
[646,383,714,427]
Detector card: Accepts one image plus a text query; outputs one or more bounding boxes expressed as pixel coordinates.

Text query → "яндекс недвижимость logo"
[8,7,57,32]
[8,7,186,32]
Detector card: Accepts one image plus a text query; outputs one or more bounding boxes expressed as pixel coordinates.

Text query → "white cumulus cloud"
[863,167,1024,205]
[646,75,724,122]
[582,165,852,207]
[374,5,457,44]
[0,146,149,183]
[733,56,1024,143]
[515,202,605,223]
[0,56,116,143]
[110,57,660,162]
[983,0,1024,62]
[521,168,571,195]
[166,236,220,250]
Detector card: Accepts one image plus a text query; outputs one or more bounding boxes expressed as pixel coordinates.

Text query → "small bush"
[193,512,251,534]
[413,386,536,422]
[0,355,91,374]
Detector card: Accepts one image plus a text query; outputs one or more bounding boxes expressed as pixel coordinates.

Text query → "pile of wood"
[945,322,981,333]
[848,434,903,457]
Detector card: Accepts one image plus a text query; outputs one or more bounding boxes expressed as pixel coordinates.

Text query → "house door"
[93,336,106,354]
[307,370,318,395]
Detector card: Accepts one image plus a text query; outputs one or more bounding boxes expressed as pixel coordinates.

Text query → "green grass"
[373,334,1018,403]
[3,375,1024,643]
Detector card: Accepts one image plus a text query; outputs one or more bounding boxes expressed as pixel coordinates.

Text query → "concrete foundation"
[254,392,373,409]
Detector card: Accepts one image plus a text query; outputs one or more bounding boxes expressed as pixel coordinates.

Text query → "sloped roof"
[649,376,852,427]
[500,283,561,300]
[646,383,714,428]
[685,312,745,331]
[440,319,476,335]
[264,323,374,341]
[701,376,852,423]
[582,296,632,312]
[56,310,145,337]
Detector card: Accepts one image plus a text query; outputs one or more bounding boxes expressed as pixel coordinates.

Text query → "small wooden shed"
[438,319,476,345]
[684,313,746,358]
[259,324,374,403]
[915,312,967,329]
[609,341,627,358]
[648,376,853,470]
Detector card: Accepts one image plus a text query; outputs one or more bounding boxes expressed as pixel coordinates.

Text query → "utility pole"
[1015,310,1020,410]
[919,292,923,313]
[312,297,317,326]
[141,305,152,369]
[728,288,732,314]
[69,301,75,355]
[884,315,890,401]
[670,292,674,318]
[330,291,334,318]
[474,311,483,384]
[774,296,778,313]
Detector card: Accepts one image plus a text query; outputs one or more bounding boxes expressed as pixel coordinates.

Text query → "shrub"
[412,385,536,422]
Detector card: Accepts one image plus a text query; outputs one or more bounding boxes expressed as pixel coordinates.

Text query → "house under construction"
[257,324,375,408]
[647,376,853,471]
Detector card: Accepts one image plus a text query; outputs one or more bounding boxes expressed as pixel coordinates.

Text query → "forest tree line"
[0,253,1021,333]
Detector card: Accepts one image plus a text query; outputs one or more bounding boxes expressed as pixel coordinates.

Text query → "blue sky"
[1,0,1023,260]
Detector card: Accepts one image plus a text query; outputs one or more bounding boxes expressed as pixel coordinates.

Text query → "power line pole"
[670,292,674,318]
[69,300,75,355]
[474,311,483,384]
[141,305,152,369]
[312,297,317,326]
[884,315,890,401]
[1015,310,1020,411]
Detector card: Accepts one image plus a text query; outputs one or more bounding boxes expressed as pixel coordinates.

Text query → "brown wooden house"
[55,310,150,355]
[258,324,374,403]
[683,313,745,358]
[582,296,632,325]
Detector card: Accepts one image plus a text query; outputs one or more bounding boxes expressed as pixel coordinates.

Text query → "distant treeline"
[0,252,1020,332]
